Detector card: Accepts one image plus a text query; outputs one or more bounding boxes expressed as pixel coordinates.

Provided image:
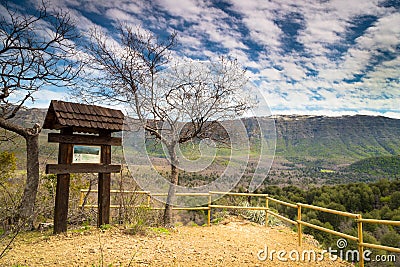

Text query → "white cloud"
[259,68,283,81]
[155,0,204,20]
[229,0,283,51]
[105,8,142,25]
[10,0,399,119]
[358,12,400,51]
[280,61,306,81]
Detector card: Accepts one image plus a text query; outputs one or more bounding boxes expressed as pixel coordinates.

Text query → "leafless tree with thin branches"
[0,0,82,226]
[82,23,254,226]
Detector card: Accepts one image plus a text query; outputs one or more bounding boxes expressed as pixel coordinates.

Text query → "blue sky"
[6,0,400,118]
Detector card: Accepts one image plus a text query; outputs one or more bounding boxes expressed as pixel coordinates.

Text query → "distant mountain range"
[271,114,400,164]
[1,108,399,183]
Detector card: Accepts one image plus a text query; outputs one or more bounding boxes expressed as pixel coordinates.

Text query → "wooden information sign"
[43,100,124,234]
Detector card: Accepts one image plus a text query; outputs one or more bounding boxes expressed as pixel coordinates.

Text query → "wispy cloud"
[7,0,400,118]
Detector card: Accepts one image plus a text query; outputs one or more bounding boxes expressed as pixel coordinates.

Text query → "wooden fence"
[80,189,400,267]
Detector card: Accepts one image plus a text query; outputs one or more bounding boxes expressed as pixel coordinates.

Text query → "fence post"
[297,203,302,247]
[357,214,364,267]
[147,193,151,208]
[265,196,269,227]
[208,193,212,227]
[79,190,84,207]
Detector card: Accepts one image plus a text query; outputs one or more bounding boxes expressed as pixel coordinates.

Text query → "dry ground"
[1,218,352,267]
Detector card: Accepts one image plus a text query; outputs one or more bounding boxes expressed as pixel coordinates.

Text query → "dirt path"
[1,219,352,266]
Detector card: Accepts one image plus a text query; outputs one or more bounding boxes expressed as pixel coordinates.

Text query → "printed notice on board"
[73,145,101,163]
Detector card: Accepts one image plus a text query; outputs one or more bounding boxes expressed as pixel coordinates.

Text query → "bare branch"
[82,24,253,226]
[0,0,82,119]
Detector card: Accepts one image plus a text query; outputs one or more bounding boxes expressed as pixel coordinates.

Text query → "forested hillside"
[346,155,400,177]
[261,178,400,264]
[271,115,400,164]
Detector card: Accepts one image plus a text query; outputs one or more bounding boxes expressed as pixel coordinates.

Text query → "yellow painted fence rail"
[79,189,400,267]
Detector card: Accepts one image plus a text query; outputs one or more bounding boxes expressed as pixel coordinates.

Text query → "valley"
[2,108,399,188]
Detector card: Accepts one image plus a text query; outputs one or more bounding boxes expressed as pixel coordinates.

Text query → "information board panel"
[73,145,101,163]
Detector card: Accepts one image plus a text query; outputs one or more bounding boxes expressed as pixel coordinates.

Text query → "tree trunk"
[17,133,40,228]
[0,118,41,229]
[163,145,179,226]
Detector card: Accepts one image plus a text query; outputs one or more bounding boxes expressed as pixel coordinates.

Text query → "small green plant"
[239,201,266,225]
[0,151,16,183]
[72,224,92,233]
[174,221,184,227]
[211,210,229,224]
[187,221,199,227]
[266,208,282,226]
[150,227,170,235]
[99,224,111,231]
[121,206,162,235]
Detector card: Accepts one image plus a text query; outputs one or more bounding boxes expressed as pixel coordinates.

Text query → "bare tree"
[0,1,81,226]
[83,24,253,225]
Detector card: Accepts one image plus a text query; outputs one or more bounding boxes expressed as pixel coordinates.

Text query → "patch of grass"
[186,221,199,227]
[15,230,48,242]
[211,210,229,224]
[71,224,92,234]
[212,217,224,224]
[149,227,170,235]
[320,169,335,173]
[99,224,112,231]
[174,222,183,227]
[239,201,265,225]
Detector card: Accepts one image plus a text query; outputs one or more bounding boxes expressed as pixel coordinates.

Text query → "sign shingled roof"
[43,100,124,133]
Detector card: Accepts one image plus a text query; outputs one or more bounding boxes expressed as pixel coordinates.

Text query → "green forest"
[258,179,400,265]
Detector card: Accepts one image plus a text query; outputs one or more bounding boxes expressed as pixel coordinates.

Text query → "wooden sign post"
[43,100,124,234]
[54,128,73,233]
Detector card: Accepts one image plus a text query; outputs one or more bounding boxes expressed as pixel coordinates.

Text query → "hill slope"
[346,155,400,177]
[270,115,400,164]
